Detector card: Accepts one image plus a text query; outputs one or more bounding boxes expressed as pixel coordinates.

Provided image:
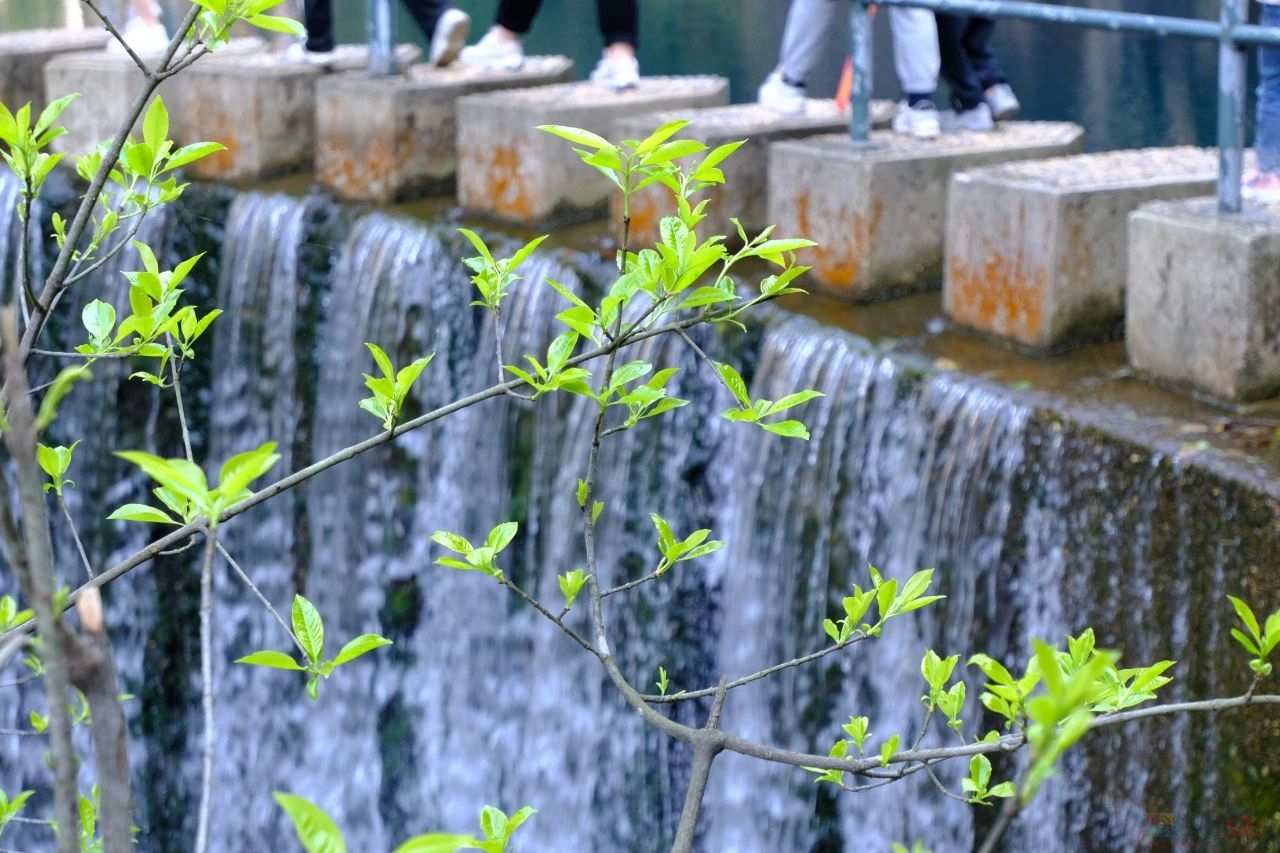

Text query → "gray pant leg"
[779,0,844,86]
[890,7,939,95]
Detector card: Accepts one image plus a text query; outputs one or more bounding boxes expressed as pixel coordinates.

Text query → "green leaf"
[106,503,177,524]
[539,124,612,150]
[431,531,473,554]
[332,634,392,667]
[245,12,306,34]
[164,140,225,171]
[879,734,899,768]
[392,835,481,853]
[273,792,347,853]
[292,595,325,665]
[235,650,304,671]
[761,420,810,440]
[142,96,169,161]
[485,522,518,554]
[479,805,507,842]
[715,362,751,406]
[1228,595,1261,640]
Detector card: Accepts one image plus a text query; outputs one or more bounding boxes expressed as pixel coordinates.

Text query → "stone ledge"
[456,75,729,225]
[945,146,1218,349]
[612,99,895,248]
[316,58,573,202]
[1128,197,1280,402]
[767,122,1084,301]
[0,29,109,113]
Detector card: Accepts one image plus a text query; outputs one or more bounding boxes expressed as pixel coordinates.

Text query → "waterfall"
[3,186,1277,852]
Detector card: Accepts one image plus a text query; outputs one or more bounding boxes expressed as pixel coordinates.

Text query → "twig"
[63,215,145,287]
[167,352,193,461]
[976,798,1019,853]
[216,542,303,656]
[0,309,81,852]
[639,637,865,703]
[923,763,970,804]
[58,497,95,580]
[497,576,595,656]
[193,532,217,853]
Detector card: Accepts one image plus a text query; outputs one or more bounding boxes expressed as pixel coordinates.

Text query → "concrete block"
[316,57,573,202]
[1128,198,1280,402]
[457,75,729,225]
[174,50,321,181]
[0,29,108,113]
[44,38,265,160]
[767,122,1084,301]
[945,147,1218,349]
[612,100,895,248]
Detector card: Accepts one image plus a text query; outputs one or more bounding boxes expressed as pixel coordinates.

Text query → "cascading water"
[3,184,1278,853]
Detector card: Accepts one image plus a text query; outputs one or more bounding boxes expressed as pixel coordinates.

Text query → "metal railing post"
[368,0,396,76]
[1218,0,1248,213]
[850,0,874,143]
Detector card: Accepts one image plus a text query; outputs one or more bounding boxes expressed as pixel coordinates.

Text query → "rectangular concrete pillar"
[0,29,108,113]
[44,39,265,160]
[767,123,1084,301]
[945,147,1218,349]
[457,76,730,226]
[316,58,573,203]
[612,100,895,249]
[1128,198,1280,402]
[174,51,320,181]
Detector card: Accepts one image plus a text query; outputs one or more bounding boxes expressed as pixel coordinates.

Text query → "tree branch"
[193,531,218,853]
[639,637,866,703]
[1,308,80,852]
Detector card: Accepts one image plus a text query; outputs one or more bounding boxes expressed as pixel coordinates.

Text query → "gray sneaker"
[940,101,995,133]
[984,83,1020,121]
[429,8,471,67]
[890,100,940,139]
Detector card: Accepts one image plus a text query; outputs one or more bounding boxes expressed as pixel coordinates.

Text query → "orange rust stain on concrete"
[947,233,1046,343]
[477,143,536,221]
[627,188,662,246]
[323,134,395,201]
[795,190,863,294]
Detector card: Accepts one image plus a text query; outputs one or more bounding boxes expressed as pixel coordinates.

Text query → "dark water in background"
[0,0,1241,152]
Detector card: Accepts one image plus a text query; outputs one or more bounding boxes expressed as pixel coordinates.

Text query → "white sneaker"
[757,68,805,116]
[429,8,470,67]
[940,101,995,133]
[891,100,941,139]
[282,41,336,67]
[589,51,639,91]
[984,83,1020,121]
[459,27,524,71]
[107,18,170,56]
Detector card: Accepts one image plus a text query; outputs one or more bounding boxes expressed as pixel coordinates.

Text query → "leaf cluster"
[108,442,280,528]
[236,595,392,701]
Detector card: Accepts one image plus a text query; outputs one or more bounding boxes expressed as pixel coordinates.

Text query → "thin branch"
[639,637,865,703]
[58,497,95,580]
[977,798,1019,853]
[193,531,218,853]
[923,763,971,804]
[1,308,80,852]
[63,214,146,287]
[600,569,664,599]
[496,576,596,656]
[167,354,193,461]
[0,727,44,736]
[216,542,302,656]
[22,1,203,355]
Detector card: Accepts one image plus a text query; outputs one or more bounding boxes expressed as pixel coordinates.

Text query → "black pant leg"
[304,0,334,51]
[596,0,638,48]
[495,0,544,34]
[400,0,449,41]
[935,13,985,110]
[963,17,1006,89]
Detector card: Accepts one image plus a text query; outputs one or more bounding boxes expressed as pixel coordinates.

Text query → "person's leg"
[596,0,637,52]
[303,0,334,52]
[399,0,448,41]
[1257,5,1280,173]
[962,17,1005,89]
[890,7,939,102]
[494,0,544,36]
[935,13,984,111]
[777,0,843,88]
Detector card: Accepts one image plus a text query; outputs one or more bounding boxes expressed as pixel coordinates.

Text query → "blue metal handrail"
[368,0,395,76]
[851,0,1278,213]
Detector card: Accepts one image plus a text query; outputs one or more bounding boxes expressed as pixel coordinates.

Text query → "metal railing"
[367,0,396,76]
[851,0,1280,213]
